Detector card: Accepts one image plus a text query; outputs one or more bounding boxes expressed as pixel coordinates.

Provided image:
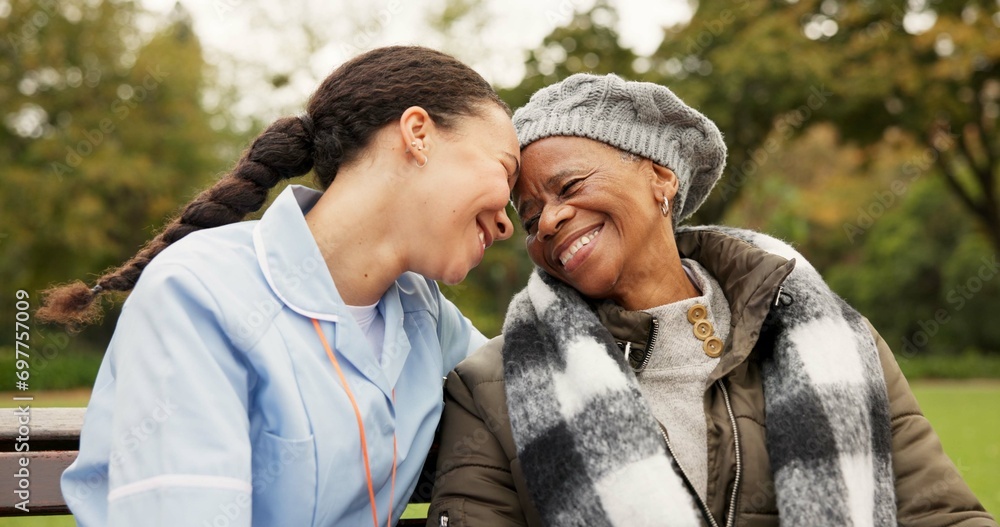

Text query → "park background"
[1,0,998,521]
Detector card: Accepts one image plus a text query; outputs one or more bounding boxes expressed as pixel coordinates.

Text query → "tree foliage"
[4,0,997,356]
[652,0,999,244]
[486,0,999,352]
[1,0,231,348]
[499,0,998,245]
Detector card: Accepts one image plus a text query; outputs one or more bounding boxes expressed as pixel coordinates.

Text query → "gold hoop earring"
[415,155,428,168]
[660,197,670,217]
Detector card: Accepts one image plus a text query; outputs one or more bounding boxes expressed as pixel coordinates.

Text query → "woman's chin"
[561,270,615,301]
[439,265,471,286]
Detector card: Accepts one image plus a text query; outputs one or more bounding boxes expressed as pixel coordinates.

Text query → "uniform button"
[703,336,724,358]
[687,304,708,323]
[693,319,714,340]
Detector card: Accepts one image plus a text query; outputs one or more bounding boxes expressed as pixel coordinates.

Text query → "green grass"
[0,517,74,527]
[6,347,1000,394]
[0,505,431,526]
[0,345,103,391]
[2,382,996,524]
[0,389,91,408]
[911,380,1000,516]
[898,352,1000,379]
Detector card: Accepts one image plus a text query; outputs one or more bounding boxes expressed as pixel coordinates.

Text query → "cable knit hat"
[512,73,727,224]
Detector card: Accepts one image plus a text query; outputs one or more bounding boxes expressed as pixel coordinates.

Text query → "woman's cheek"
[526,243,546,269]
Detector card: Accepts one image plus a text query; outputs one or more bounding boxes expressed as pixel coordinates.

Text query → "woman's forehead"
[522,136,621,167]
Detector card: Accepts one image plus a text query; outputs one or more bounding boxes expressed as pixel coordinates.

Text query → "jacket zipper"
[719,381,742,527]
[658,423,719,527]
[637,317,660,372]
[657,379,742,527]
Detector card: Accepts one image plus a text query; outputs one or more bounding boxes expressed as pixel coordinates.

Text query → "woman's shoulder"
[679,225,816,272]
[123,222,276,337]
[152,222,257,272]
[133,222,260,296]
[452,335,506,387]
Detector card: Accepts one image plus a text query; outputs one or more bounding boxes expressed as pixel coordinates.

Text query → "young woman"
[37,45,520,527]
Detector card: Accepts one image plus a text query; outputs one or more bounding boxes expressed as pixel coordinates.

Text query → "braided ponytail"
[38,45,508,330]
[37,116,314,329]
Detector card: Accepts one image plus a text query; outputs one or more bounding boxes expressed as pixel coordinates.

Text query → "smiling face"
[513,136,680,305]
[408,104,520,285]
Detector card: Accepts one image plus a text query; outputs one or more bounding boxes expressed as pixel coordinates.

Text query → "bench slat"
[0,407,86,442]
[0,407,436,523]
[0,450,76,516]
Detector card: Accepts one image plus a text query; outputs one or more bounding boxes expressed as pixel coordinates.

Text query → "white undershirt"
[345,301,386,362]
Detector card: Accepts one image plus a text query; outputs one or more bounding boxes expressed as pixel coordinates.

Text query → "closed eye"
[560,178,582,195]
[522,215,539,234]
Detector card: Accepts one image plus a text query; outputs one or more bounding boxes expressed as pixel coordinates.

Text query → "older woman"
[427,74,996,527]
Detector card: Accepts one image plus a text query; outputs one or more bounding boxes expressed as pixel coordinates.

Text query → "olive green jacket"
[428,229,996,527]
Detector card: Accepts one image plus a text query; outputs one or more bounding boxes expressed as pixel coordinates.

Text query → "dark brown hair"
[38,45,508,329]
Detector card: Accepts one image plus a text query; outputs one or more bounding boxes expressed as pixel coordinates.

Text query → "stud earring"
[409,140,428,167]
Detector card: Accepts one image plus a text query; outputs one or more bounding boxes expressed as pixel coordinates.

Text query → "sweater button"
[703,336,724,358]
[687,304,708,323]
[693,319,714,340]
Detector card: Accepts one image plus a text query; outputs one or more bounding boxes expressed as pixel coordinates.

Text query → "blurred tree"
[723,123,868,266]
[821,0,999,250]
[649,0,838,225]
[726,122,1000,355]
[827,175,1000,356]
[650,0,999,246]
[1,0,232,349]
[497,0,642,110]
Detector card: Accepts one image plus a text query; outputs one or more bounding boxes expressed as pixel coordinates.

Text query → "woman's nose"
[495,208,514,241]
[537,203,572,241]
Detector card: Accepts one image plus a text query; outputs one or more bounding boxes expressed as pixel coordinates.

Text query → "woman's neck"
[612,230,699,311]
[304,170,408,307]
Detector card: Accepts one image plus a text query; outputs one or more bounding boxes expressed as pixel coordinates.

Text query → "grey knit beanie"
[512,73,727,224]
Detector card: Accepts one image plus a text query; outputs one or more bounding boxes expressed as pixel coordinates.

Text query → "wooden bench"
[0,407,436,525]
[0,407,82,516]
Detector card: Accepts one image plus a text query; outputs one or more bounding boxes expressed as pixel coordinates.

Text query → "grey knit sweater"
[638,258,731,501]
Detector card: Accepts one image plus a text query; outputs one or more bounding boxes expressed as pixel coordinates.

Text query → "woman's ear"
[650,162,679,201]
[398,106,435,166]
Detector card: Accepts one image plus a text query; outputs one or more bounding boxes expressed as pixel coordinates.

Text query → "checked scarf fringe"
[501,226,895,526]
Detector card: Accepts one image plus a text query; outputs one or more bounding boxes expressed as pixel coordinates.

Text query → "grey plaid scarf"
[501,227,895,526]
